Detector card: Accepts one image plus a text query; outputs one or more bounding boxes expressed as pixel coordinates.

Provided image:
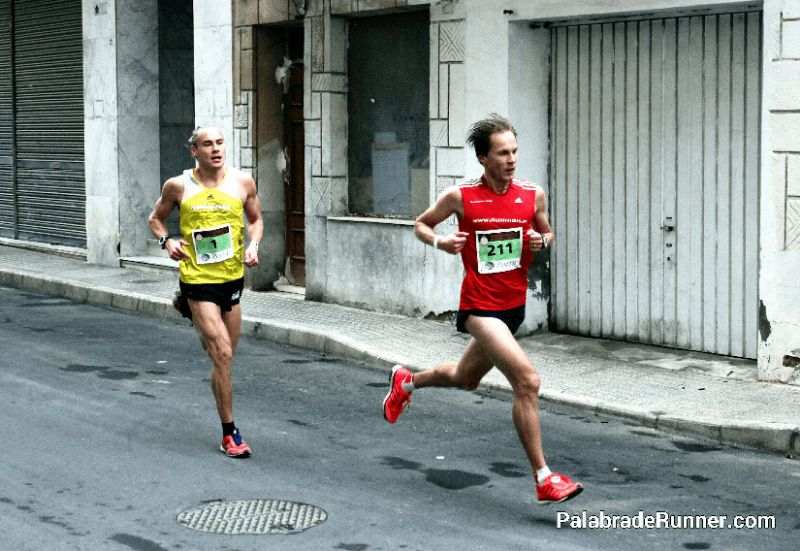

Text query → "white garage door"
[549,11,761,358]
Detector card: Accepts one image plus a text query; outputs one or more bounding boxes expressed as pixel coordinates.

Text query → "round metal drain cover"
[177,499,327,535]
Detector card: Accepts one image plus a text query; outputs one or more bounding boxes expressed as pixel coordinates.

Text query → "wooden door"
[284,63,305,285]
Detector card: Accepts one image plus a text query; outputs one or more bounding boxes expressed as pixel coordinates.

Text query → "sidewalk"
[1,243,798,455]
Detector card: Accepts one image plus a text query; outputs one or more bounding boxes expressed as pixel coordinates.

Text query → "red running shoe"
[536,473,583,504]
[220,429,252,458]
[383,365,413,423]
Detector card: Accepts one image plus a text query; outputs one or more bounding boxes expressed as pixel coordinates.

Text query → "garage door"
[5,0,85,246]
[0,0,13,238]
[549,11,761,358]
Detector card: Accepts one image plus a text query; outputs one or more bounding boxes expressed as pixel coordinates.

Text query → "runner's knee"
[206,337,233,366]
[458,376,482,391]
[512,370,540,398]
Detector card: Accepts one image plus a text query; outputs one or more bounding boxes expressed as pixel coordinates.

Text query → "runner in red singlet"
[382,114,583,505]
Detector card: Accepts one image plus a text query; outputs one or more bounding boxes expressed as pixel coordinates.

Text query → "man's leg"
[221,304,242,359]
[189,300,251,457]
[383,338,495,423]
[464,316,583,503]
[188,300,235,423]
[462,316,545,471]
[413,338,494,391]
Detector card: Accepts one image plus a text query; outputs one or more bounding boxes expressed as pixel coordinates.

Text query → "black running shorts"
[456,305,526,336]
[177,277,244,318]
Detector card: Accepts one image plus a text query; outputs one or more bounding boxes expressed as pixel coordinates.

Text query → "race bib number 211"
[476,227,523,274]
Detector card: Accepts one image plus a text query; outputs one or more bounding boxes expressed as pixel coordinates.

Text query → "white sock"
[401,376,415,393]
[536,467,552,485]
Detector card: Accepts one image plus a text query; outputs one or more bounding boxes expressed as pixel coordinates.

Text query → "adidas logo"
[207,194,214,199]
[514,197,523,204]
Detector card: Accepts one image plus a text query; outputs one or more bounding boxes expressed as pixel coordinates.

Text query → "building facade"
[0,0,798,384]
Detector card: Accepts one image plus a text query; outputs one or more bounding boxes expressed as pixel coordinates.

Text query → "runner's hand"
[166,239,190,261]
[527,229,544,252]
[440,231,469,255]
[244,243,259,267]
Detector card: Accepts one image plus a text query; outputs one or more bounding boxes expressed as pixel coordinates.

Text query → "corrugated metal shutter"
[0,0,13,238]
[550,11,761,359]
[14,0,85,246]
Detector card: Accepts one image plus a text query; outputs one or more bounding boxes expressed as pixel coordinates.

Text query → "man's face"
[478,130,517,185]
[191,127,226,169]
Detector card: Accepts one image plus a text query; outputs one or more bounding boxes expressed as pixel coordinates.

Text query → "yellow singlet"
[178,168,245,284]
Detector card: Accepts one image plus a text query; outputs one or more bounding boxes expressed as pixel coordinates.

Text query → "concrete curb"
[2,268,797,456]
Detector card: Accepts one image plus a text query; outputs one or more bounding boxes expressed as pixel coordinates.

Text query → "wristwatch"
[158,235,169,249]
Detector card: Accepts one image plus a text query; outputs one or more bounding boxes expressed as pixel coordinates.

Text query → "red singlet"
[458,177,537,311]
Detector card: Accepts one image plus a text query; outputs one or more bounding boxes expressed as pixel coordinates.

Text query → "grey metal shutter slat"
[550,12,761,359]
[0,0,13,237]
[14,0,85,246]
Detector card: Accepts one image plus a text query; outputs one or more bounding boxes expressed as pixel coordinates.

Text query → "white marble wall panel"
[116,0,160,258]
[306,119,322,148]
[321,93,347,177]
[447,62,465,146]
[435,147,463,177]
[783,20,800,59]
[83,0,119,265]
[787,154,800,196]
[768,63,800,111]
[326,16,347,73]
[430,119,448,147]
[429,22,440,119]
[259,0,291,23]
[194,1,234,146]
[431,0,465,22]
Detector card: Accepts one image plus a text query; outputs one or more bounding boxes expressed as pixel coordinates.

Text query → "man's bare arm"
[148,178,190,260]
[241,175,263,267]
[414,186,468,255]
[529,185,554,251]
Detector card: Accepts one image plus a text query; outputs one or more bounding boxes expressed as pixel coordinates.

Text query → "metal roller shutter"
[0,0,13,237]
[549,11,761,359]
[14,0,85,246]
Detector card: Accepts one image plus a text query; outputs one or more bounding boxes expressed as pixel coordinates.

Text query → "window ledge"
[327,215,415,227]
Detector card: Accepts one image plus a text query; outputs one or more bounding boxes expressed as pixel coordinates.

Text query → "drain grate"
[177,499,328,535]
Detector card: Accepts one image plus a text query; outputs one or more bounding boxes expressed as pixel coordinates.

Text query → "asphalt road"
[0,285,796,551]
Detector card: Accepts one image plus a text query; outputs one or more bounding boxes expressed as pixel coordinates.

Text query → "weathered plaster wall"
[759,0,800,384]
[326,217,461,316]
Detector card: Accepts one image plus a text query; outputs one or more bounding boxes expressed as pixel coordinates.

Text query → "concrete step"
[119,255,179,275]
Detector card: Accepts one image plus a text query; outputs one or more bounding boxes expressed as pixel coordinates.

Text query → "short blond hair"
[187,125,224,147]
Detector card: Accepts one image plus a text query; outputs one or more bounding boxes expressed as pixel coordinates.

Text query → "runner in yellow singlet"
[148,126,263,458]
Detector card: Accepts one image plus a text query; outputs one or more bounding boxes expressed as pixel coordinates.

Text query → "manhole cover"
[177,499,328,535]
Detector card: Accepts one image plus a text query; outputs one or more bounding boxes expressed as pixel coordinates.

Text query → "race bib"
[192,224,234,265]
[476,227,523,274]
